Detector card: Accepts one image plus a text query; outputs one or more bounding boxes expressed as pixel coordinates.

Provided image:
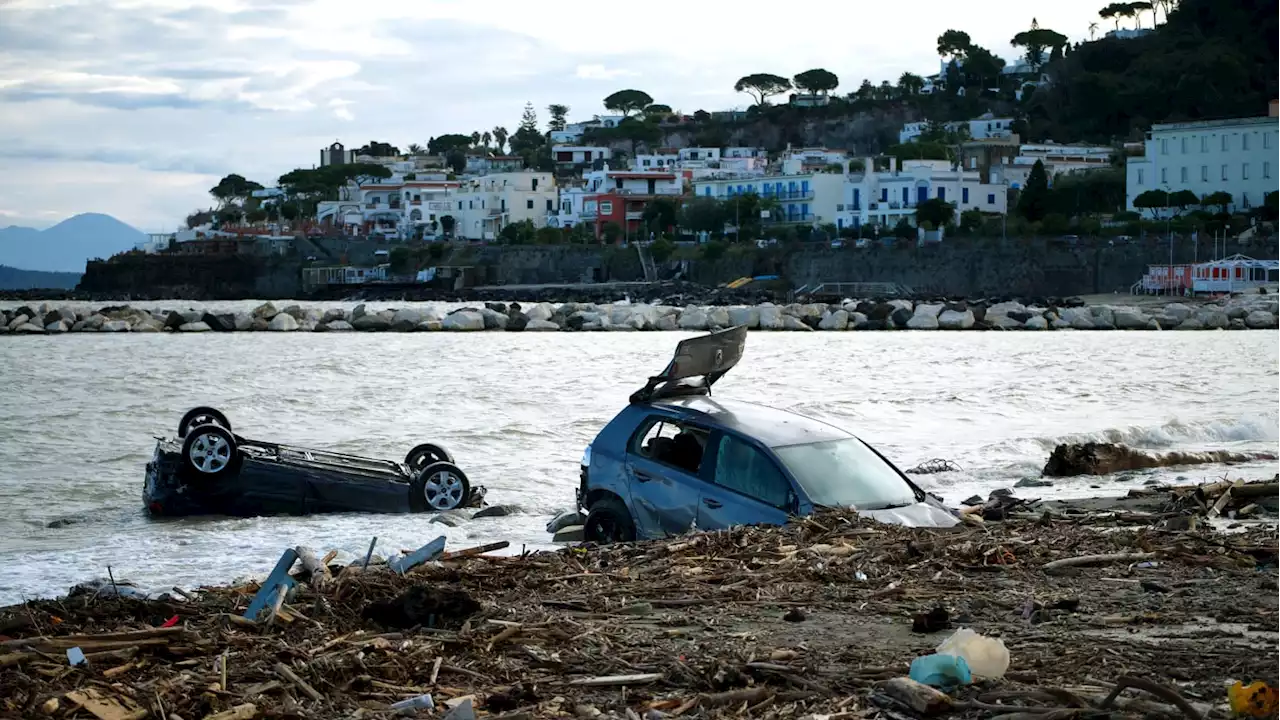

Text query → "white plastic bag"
[935,628,1010,679]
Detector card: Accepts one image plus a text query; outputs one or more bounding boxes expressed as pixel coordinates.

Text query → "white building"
[320,141,355,167]
[447,172,558,241]
[553,145,612,167]
[135,233,172,254]
[632,147,768,178]
[549,115,626,144]
[464,154,524,175]
[693,173,847,227]
[1125,115,1279,213]
[899,114,1015,144]
[317,178,462,239]
[835,158,1008,230]
[780,147,849,175]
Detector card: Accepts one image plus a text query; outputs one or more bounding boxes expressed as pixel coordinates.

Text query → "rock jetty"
[2,295,1277,335]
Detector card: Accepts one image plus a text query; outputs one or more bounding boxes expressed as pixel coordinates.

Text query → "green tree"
[1261,191,1278,222]
[209,174,264,208]
[509,102,544,156]
[498,219,537,245]
[937,29,972,61]
[733,73,792,105]
[603,89,653,115]
[1016,160,1052,221]
[679,197,725,233]
[963,46,1006,90]
[481,131,492,148]
[445,150,467,175]
[915,198,957,228]
[649,236,676,262]
[491,126,509,154]
[428,134,473,155]
[1132,188,1171,217]
[535,226,563,244]
[1168,189,1199,209]
[356,141,399,157]
[547,104,569,131]
[600,221,623,243]
[793,68,839,95]
[853,79,876,101]
[1099,3,1122,30]
[642,197,679,234]
[1011,18,1068,72]
[643,103,673,117]
[406,143,425,155]
[1202,190,1234,213]
[701,240,727,261]
[245,208,269,223]
[898,72,925,96]
[958,209,985,234]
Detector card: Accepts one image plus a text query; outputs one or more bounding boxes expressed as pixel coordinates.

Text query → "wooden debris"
[65,687,147,720]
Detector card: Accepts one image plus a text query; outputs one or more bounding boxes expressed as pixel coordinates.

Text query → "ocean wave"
[1034,417,1279,450]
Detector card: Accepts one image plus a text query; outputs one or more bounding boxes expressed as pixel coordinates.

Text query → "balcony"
[764,213,815,225]
[625,211,644,220]
[759,190,815,201]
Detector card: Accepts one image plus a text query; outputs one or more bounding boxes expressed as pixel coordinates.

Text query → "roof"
[1149,116,1277,133]
[650,396,852,448]
[607,172,677,180]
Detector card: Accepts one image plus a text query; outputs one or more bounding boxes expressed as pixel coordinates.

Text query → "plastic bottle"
[908,653,972,689]
[935,628,1010,679]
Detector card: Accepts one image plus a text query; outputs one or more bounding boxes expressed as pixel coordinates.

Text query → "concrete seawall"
[4,295,1278,335]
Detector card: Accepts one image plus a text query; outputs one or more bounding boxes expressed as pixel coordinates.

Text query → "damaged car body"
[574,326,957,543]
[145,407,485,517]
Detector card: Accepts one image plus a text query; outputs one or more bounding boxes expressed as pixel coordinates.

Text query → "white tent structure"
[1189,254,1279,295]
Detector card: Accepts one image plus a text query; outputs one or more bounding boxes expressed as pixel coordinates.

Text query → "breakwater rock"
[2,296,1278,335]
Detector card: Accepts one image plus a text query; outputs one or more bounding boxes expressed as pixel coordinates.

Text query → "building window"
[1242,134,1250,151]
[1180,167,1187,182]
[1222,164,1228,180]
[1160,139,1168,154]
[1201,166,1208,181]
[1242,163,1249,180]
[1222,135,1228,151]
[987,193,995,205]
[546,199,554,211]
[600,201,613,214]
[526,199,534,209]
[468,200,473,209]
[1137,169,1144,185]
[1180,137,1187,153]
[880,188,888,202]
[1161,168,1167,183]
[1265,162,1272,179]
[1201,136,1208,152]
[962,188,969,203]
[1265,133,1272,150]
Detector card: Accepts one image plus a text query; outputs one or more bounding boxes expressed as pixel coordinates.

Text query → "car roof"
[648,396,852,448]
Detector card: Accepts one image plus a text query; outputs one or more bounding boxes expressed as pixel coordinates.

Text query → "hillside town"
[111,5,1279,301]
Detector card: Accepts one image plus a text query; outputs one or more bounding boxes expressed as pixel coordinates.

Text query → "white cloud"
[0,0,1101,229]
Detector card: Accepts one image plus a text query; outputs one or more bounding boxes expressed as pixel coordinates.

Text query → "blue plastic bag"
[908,653,973,689]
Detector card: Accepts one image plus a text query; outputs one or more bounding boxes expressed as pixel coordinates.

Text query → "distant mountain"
[0,213,147,273]
[0,265,82,290]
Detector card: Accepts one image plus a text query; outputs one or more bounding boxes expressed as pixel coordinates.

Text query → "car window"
[631,417,709,475]
[773,438,917,510]
[712,434,791,508]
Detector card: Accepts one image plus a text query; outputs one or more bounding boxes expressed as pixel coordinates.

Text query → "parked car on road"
[144,407,484,517]
[572,326,957,543]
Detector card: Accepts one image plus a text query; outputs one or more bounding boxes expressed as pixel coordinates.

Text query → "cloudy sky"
[0,0,1100,231]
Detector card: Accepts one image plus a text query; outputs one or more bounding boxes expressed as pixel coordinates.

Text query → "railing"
[760,190,815,200]
[764,213,814,224]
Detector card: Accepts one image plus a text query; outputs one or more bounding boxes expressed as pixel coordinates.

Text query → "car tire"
[181,424,239,481]
[405,443,454,473]
[411,461,471,512]
[584,496,636,545]
[179,407,231,439]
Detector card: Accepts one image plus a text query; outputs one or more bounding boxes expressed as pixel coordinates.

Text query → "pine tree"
[1017,160,1051,222]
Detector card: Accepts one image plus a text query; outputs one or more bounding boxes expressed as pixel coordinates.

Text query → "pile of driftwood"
[1,497,1276,719]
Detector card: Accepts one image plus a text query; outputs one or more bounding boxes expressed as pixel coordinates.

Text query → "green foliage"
[898,72,925,96]
[793,68,839,95]
[547,104,569,132]
[209,174,264,207]
[428,134,472,155]
[937,30,972,60]
[445,151,467,175]
[1132,189,1170,217]
[644,104,673,117]
[427,242,446,260]
[893,218,915,239]
[915,198,956,228]
[509,102,544,157]
[1011,19,1068,72]
[1202,190,1234,213]
[885,141,951,163]
[389,246,412,273]
[1045,168,1125,215]
[734,74,792,105]
[277,163,391,201]
[679,197,725,234]
[700,240,728,261]
[498,220,537,245]
[491,126,509,154]
[245,208,268,223]
[1016,160,1052,221]
[649,236,676,262]
[642,198,678,234]
[603,89,654,115]
[1041,212,1071,234]
[600,221,623,243]
[535,226,563,245]
[958,209,985,234]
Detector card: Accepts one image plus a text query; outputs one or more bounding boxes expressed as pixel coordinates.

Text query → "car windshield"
[773,438,918,510]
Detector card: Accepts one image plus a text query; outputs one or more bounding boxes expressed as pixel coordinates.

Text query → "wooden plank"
[568,673,663,687]
[65,688,148,720]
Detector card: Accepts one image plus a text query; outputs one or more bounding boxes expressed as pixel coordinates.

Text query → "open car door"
[630,325,747,403]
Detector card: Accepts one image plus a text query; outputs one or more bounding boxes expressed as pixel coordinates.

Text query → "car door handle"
[702,498,722,509]
[633,471,653,483]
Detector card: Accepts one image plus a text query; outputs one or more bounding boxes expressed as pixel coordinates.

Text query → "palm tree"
[898,72,925,96]
[492,126,509,154]
[406,143,424,156]
[1088,21,1098,39]
[481,131,492,148]
[470,131,481,147]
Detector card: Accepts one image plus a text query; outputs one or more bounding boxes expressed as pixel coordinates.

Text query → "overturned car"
[570,326,957,543]
[144,407,485,517]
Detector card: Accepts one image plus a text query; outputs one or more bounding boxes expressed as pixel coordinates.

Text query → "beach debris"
[904,458,963,475]
[908,653,972,689]
[389,693,435,715]
[387,535,446,574]
[911,606,950,633]
[880,677,954,715]
[935,628,1009,680]
[1229,681,1278,718]
[360,585,481,629]
[242,548,298,622]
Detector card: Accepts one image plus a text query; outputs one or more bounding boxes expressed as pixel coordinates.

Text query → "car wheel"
[412,461,471,512]
[584,497,636,544]
[405,443,454,473]
[179,407,231,439]
[181,424,239,480]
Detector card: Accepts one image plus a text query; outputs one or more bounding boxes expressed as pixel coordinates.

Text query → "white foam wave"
[1035,417,1279,450]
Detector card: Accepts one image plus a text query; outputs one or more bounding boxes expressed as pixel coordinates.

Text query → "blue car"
[575,326,957,543]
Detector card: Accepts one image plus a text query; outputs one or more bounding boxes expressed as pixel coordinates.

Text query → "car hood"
[857,501,959,528]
